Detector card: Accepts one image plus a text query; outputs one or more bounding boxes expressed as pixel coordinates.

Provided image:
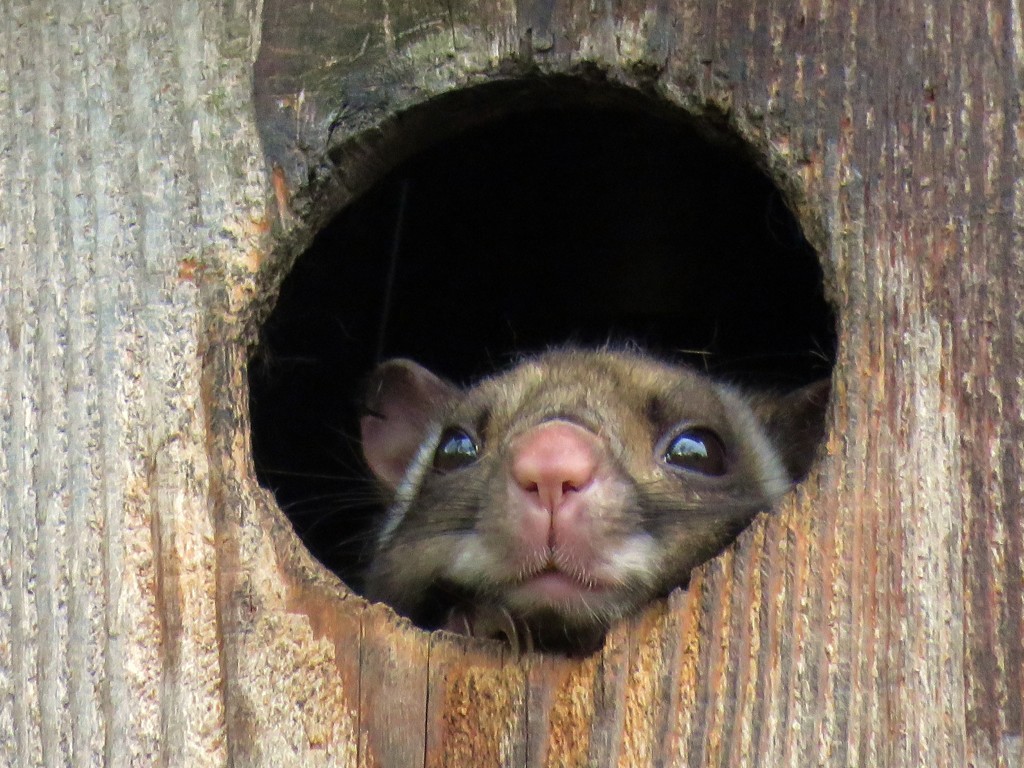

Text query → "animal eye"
[432,428,479,472]
[662,428,727,476]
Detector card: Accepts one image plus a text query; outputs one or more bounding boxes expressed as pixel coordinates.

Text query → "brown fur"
[360,348,829,653]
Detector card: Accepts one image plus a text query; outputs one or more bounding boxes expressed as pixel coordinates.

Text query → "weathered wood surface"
[2,0,1022,767]
[0,0,269,765]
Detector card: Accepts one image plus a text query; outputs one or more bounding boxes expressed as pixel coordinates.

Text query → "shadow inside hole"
[248,98,836,591]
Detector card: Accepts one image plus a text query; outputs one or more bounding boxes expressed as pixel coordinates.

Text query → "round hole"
[249,81,836,595]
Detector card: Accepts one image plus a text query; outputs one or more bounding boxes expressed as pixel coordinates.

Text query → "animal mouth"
[514,561,612,603]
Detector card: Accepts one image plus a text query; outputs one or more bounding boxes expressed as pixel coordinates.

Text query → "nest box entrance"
[248,80,836,594]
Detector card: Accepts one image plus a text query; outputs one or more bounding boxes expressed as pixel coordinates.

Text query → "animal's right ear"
[748,377,832,482]
[360,359,459,489]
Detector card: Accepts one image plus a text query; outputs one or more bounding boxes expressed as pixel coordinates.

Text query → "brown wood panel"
[2,0,1021,764]
[243,0,1024,763]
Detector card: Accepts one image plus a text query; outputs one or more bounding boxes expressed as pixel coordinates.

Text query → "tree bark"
[2,0,1022,766]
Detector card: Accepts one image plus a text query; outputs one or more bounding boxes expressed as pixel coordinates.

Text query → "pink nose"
[511,421,599,512]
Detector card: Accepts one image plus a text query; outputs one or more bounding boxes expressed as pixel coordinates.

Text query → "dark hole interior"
[248,87,836,590]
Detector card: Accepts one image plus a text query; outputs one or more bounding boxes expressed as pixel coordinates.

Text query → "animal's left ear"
[748,378,832,481]
[360,359,459,490]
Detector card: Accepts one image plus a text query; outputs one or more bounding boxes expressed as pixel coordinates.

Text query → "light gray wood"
[1,0,266,764]
[2,0,1022,765]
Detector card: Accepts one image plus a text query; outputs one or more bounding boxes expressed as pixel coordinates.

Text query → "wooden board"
[1,0,1021,765]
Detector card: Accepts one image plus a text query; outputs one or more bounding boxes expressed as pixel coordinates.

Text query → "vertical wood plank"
[0,0,267,765]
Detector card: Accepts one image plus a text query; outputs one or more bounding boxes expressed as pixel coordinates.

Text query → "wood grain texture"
[0,0,267,764]
[1,0,1022,766]
[251,0,1024,765]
